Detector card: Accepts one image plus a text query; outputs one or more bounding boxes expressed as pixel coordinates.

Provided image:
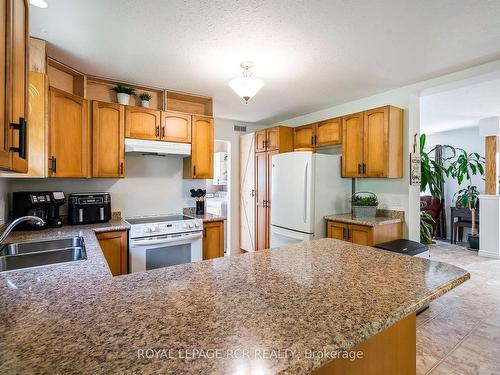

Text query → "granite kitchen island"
[0,228,469,374]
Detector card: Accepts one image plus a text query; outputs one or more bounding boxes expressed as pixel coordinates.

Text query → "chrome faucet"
[0,216,46,244]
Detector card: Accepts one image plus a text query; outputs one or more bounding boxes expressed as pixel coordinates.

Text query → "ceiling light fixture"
[228,62,264,103]
[29,0,48,8]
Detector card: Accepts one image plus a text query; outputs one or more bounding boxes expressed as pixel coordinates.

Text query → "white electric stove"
[125,214,203,273]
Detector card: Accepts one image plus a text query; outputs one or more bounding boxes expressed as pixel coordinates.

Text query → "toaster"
[68,192,111,225]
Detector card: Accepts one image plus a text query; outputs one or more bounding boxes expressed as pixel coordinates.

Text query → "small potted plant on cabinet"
[111,84,135,105]
[449,149,485,249]
[351,192,378,218]
[139,92,152,108]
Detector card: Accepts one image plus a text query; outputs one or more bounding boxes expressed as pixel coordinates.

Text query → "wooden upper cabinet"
[266,127,280,151]
[161,111,191,143]
[0,0,28,172]
[125,106,160,140]
[48,87,89,178]
[342,112,364,177]
[203,220,224,260]
[256,126,293,153]
[92,101,124,178]
[363,107,388,177]
[316,118,342,147]
[364,106,403,178]
[183,116,213,179]
[255,130,267,152]
[294,124,315,149]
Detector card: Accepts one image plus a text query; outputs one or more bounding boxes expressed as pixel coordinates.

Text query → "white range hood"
[125,138,191,157]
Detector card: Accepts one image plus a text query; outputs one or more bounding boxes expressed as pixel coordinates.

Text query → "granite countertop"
[184,207,226,222]
[0,231,468,374]
[325,209,405,226]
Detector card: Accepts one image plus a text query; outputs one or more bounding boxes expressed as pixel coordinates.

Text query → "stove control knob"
[189,223,194,229]
[150,225,158,232]
[143,227,152,233]
[183,223,188,229]
[195,223,200,228]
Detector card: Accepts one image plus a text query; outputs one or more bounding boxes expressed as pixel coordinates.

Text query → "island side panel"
[313,312,416,375]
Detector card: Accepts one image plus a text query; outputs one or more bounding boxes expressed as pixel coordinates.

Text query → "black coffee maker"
[12,191,66,230]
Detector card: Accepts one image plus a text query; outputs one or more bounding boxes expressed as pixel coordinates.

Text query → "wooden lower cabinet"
[313,313,416,375]
[203,220,224,260]
[96,230,128,276]
[327,220,402,246]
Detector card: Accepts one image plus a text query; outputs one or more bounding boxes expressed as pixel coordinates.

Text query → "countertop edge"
[291,270,470,375]
[324,216,403,226]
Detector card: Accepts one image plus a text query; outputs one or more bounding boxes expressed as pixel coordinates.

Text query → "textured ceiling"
[30,0,500,124]
[421,78,500,134]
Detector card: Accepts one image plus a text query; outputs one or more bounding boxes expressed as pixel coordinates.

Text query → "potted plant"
[111,84,135,105]
[351,192,378,218]
[139,92,152,108]
[449,149,485,249]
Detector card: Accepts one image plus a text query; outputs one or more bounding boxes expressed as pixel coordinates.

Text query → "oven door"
[129,231,202,273]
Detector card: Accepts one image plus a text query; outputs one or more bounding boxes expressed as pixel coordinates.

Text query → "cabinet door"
[190,116,213,178]
[49,87,89,178]
[266,149,278,243]
[203,221,224,260]
[349,224,373,246]
[240,133,255,252]
[294,124,315,149]
[161,111,191,143]
[0,0,8,169]
[342,112,364,177]
[125,106,160,140]
[92,101,124,178]
[316,118,341,147]
[255,130,267,152]
[9,0,28,172]
[255,151,268,250]
[0,0,28,172]
[363,106,388,177]
[266,127,279,151]
[96,231,128,276]
[327,221,348,241]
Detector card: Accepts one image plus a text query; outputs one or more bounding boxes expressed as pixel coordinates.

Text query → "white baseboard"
[478,250,500,259]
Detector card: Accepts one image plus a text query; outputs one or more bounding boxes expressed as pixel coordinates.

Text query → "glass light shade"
[228,76,264,103]
[30,0,48,8]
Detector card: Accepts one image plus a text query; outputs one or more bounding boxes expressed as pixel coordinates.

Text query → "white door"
[270,225,313,248]
[240,133,255,251]
[271,152,314,233]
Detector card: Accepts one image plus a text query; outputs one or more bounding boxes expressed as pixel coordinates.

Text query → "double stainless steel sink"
[0,236,87,272]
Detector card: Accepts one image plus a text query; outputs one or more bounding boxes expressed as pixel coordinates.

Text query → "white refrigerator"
[270,151,351,247]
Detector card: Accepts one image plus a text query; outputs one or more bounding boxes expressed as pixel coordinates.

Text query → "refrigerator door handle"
[303,162,308,223]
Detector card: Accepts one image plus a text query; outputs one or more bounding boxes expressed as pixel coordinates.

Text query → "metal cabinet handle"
[193,165,196,176]
[342,227,346,240]
[120,162,124,175]
[314,135,317,145]
[10,117,27,159]
[311,136,314,145]
[161,126,165,138]
[358,164,361,175]
[347,228,352,240]
[362,163,366,175]
[49,156,57,174]
[251,189,255,197]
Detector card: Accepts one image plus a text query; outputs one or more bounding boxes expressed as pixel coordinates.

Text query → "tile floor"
[416,241,500,374]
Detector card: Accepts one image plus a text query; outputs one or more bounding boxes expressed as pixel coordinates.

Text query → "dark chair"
[450,206,480,244]
[420,195,443,237]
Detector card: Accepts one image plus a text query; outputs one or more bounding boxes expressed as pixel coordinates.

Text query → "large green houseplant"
[449,149,484,249]
[419,134,454,243]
